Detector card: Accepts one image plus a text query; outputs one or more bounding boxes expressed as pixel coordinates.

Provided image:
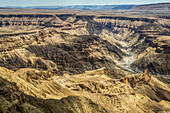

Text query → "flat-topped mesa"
[120,69,151,87]
[96,16,157,23]
[0,14,158,29]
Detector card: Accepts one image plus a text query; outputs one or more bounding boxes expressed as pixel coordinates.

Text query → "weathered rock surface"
[0,67,170,113]
[0,74,109,113]
[0,28,130,76]
[0,13,170,113]
[1,14,169,75]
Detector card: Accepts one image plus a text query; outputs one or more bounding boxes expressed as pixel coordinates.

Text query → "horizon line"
[1,2,170,7]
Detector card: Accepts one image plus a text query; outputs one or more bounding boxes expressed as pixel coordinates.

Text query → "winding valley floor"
[0,12,170,113]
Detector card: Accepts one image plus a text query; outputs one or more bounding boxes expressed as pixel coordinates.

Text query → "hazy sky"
[0,0,170,7]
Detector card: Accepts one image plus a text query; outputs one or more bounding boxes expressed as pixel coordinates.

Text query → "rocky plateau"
[0,10,170,113]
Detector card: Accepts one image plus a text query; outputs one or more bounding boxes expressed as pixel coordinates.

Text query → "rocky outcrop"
[0,29,130,76]
[120,69,151,87]
[0,66,170,113]
[0,76,109,113]
[0,10,170,113]
[0,77,25,113]
[0,76,45,113]
[0,14,170,75]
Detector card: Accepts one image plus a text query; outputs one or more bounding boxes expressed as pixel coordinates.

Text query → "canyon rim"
[0,1,170,113]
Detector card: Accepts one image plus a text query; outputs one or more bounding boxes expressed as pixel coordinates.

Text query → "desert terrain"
[0,3,170,113]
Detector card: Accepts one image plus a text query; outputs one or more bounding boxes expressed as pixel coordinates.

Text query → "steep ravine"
[60,15,170,75]
[0,14,169,75]
[114,39,136,72]
[0,14,170,113]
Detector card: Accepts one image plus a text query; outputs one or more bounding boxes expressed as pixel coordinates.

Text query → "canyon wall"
[0,13,170,113]
[0,14,169,75]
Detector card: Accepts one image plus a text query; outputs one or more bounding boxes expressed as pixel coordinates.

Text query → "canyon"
[0,8,170,113]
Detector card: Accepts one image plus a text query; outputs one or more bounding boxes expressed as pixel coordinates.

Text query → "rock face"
[0,67,170,113]
[0,74,109,113]
[0,77,27,113]
[0,29,127,76]
[0,14,170,75]
[0,13,170,112]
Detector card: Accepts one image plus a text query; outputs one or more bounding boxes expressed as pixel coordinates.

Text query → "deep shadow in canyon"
[0,7,170,113]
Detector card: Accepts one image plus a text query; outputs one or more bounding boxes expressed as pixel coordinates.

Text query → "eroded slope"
[1,14,169,75]
[0,66,170,113]
[0,14,170,113]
